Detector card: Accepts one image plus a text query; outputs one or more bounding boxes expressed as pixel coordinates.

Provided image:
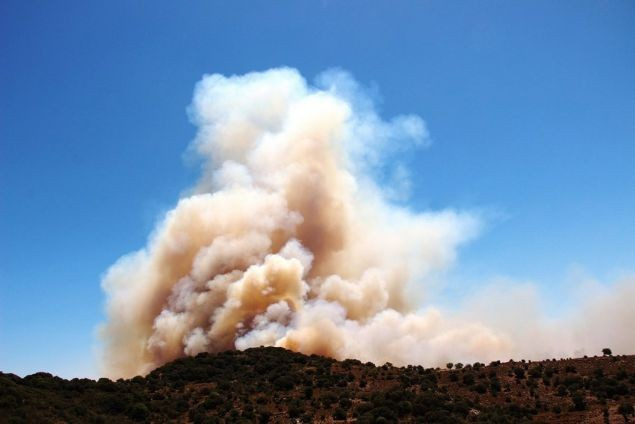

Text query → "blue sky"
[1,1,633,378]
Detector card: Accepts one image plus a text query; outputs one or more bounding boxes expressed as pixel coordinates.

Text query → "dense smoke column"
[99,68,635,379]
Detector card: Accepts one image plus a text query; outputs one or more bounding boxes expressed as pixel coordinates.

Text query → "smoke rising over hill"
[100,68,634,379]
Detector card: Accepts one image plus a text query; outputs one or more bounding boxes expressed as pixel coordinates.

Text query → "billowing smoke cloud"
[99,68,635,379]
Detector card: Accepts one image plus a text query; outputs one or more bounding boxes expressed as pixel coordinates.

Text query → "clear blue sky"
[1,1,633,378]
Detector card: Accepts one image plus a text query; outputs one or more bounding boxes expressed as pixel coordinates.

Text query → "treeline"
[1,347,634,423]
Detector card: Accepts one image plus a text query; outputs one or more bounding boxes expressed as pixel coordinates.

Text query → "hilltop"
[1,347,634,423]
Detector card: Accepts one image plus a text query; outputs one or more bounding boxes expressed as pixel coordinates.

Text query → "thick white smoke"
[99,68,635,379]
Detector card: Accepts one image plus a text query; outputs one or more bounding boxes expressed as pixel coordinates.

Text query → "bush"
[339,397,352,409]
[320,391,338,407]
[97,393,128,414]
[257,408,271,422]
[528,367,542,379]
[333,407,347,420]
[272,375,294,391]
[513,367,525,379]
[397,400,412,415]
[126,403,149,421]
[462,374,475,386]
[490,379,501,394]
[203,391,223,408]
[571,393,586,411]
[618,402,634,420]
[474,383,487,394]
[288,400,302,418]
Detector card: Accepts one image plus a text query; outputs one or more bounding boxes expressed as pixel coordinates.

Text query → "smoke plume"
[100,68,634,378]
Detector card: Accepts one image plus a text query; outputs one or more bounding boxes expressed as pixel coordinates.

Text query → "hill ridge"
[2,347,634,423]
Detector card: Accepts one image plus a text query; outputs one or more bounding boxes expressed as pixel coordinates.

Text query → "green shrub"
[272,375,294,391]
[462,373,475,386]
[513,367,525,379]
[474,383,487,394]
[333,407,347,420]
[571,392,586,411]
[126,402,149,421]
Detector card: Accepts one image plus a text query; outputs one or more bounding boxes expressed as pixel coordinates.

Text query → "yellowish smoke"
[99,68,634,379]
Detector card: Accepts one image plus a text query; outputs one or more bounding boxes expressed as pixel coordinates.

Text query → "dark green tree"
[618,402,634,423]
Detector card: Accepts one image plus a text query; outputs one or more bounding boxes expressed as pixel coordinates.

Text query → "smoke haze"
[100,68,634,379]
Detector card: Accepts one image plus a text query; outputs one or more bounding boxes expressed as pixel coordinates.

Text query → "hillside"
[1,347,634,423]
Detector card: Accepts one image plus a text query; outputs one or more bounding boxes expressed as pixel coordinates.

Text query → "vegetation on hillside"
[1,347,634,423]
